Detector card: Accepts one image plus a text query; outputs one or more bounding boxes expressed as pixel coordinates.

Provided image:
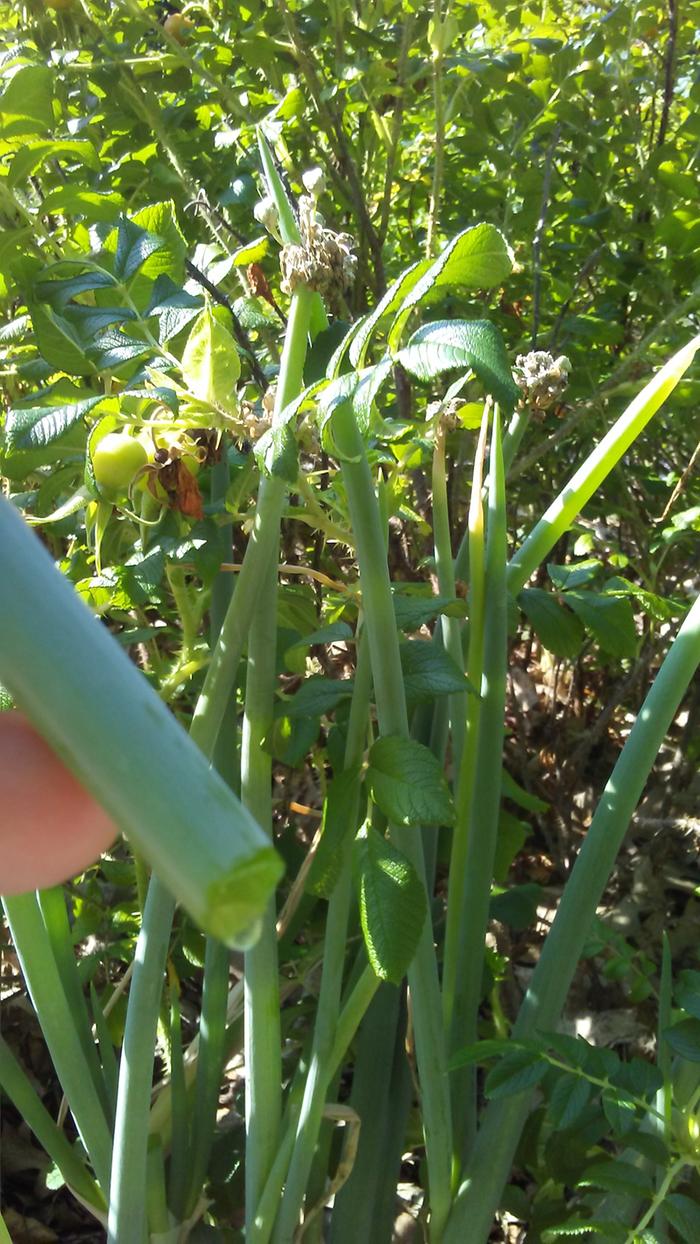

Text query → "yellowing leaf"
[180,307,240,413]
[232,236,269,266]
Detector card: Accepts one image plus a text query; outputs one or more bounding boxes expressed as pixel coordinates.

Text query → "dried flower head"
[238,398,272,443]
[302,167,326,198]
[426,397,469,431]
[514,351,571,411]
[280,195,357,303]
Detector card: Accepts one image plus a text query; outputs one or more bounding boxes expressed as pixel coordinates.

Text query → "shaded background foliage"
[1,0,698,550]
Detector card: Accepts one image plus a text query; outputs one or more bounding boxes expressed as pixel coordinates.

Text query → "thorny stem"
[275,0,385,293]
[378,15,415,248]
[531,125,560,348]
[426,0,450,258]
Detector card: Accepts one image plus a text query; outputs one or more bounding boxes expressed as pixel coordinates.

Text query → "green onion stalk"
[444,591,700,1243]
[328,397,454,1240]
[242,278,313,1229]
[447,408,507,1167]
[441,405,489,1044]
[269,631,372,1243]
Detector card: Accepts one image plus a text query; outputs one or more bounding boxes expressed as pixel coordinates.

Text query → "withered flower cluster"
[280,196,357,301]
[514,350,571,411]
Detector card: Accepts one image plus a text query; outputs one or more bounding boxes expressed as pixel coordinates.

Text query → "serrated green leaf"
[348,259,429,368]
[456,400,487,429]
[44,1164,66,1193]
[277,584,318,636]
[448,1038,514,1070]
[181,307,240,412]
[326,314,367,378]
[388,224,514,349]
[123,549,166,602]
[35,268,117,309]
[353,357,394,433]
[542,1219,626,1240]
[600,1087,637,1137]
[277,676,355,720]
[548,1074,592,1129]
[4,393,110,451]
[548,559,602,590]
[664,1192,700,1241]
[27,302,97,376]
[306,766,362,898]
[392,590,467,631]
[0,227,33,281]
[623,1131,669,1166]
[565,591,638,658]
[319,360,392,448]
[578,1158,652,1197]
[181,923,207,968]
[0,66,53,136]
[355,826,427,984]
[231,236,269,265]
[63,305,136,337]
[8,140,100,188]
[254,422,298,483]
[676,970,700,1019]
[90,497,114,575]
[147,277,203,343]
[367,735,455,827]
[397,319,520,411]
[127,202,187,301]
[663,1018,700,1061]
[0,313,30,343]
[114,217,167,283]
[484,1047,548,1099]
[604,577,677,623]
[0,425,87,479]
[540,1031,594,1066]
[272,712,319,767]
[613,1058,662,1099]
[87,330,151,370]
[286,622,353,651]
[41,187,125,223]
[399,639,470,702]
[519,587,585,659]
[306,320,351,384]
[233,294,277,332]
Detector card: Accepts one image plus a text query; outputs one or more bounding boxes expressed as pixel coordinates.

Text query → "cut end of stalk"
[204,847,284,947]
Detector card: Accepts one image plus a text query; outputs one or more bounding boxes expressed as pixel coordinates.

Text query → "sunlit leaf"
[355,826,427,984]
